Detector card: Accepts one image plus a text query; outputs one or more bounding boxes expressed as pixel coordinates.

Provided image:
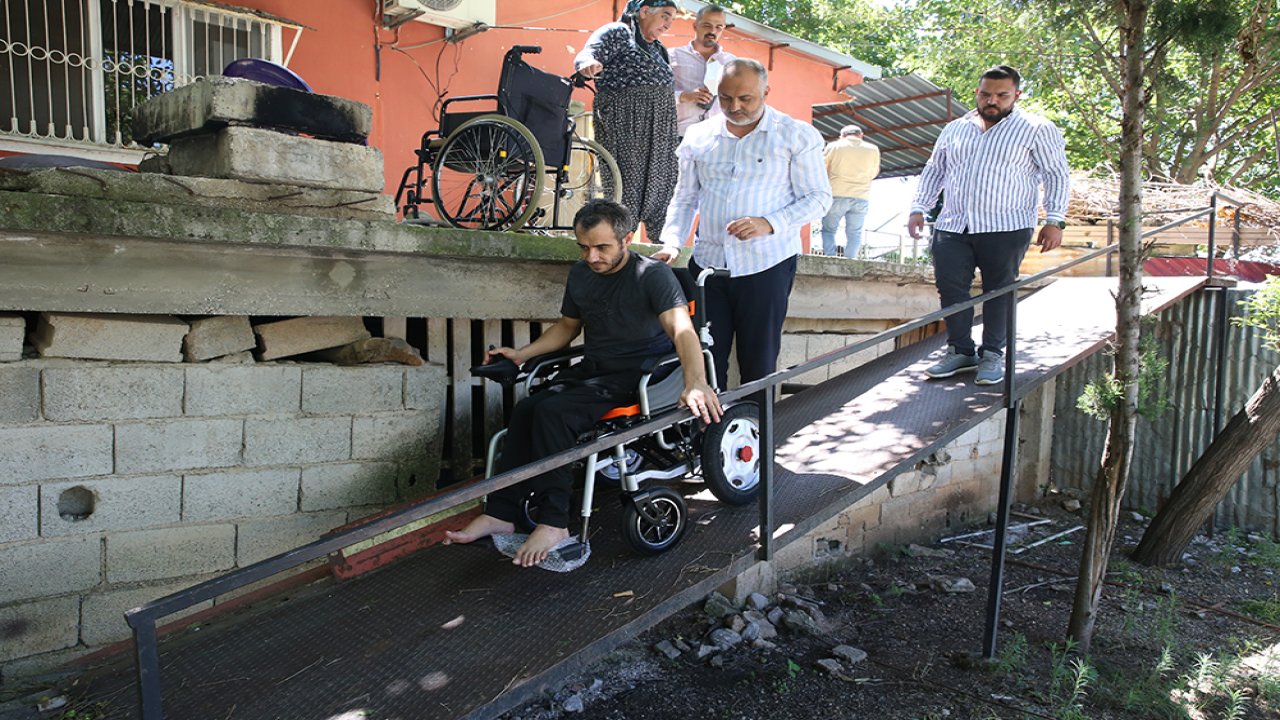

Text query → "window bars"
[1,0,298,151]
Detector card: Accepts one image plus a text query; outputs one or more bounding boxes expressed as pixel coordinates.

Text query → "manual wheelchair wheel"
[622,487,687,555]
[700,402,761,505]
[431,114,544,232]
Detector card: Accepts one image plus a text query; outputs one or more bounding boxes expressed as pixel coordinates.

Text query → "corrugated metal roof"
[1144,257,1280,283]
[812,73,969,178]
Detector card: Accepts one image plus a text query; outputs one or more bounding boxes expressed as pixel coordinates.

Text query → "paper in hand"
[704,59,723,95]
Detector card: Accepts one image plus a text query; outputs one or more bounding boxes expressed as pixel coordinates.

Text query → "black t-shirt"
[561,251,687,372]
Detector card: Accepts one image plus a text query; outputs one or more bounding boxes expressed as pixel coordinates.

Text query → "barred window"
[1,0,299,154]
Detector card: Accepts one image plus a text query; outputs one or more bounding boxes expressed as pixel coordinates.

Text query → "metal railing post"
[1232,201,1241,259]
[982,278,1021,658]
[129,616,164,720]
[755,388,775,561]
[1212,285,1229,437]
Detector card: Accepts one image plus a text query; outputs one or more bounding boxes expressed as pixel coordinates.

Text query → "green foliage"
[992,631,1028,675]
[1235,276,1280,352]
[1076,330,1170,421]
[732,0,1280,197]
[1047,640,1097,720]
[1239,595,1280,624]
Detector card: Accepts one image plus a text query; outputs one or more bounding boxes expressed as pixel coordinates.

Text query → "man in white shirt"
[656,58,832,388]
[670,4,735,139]
[907,65,1070,387]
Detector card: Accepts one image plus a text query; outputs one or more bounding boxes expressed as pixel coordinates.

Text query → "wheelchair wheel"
[431,114,544,232]
[622,487,687,555]
[564,138,621,203]
[526,137,622,230]
[700,402,761,505]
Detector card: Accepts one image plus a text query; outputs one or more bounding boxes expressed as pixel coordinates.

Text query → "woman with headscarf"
[575,0,679,240]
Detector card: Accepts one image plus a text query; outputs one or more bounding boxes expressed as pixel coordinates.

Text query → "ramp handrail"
[124,193,1250,718]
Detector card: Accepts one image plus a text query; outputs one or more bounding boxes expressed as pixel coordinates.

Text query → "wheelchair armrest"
[440,94,500,116]
[521,345,586,394]
[521,345,585,373]
[639,352,681,375]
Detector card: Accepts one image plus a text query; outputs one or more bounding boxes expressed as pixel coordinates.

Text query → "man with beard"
[656,58,832,389]
[670,4,735,139]
[907,65,1070,386]
[445,199,721,568]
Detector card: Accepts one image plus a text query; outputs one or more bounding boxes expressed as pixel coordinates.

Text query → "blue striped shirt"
[911,107,1070,233]
[660,106,832,277]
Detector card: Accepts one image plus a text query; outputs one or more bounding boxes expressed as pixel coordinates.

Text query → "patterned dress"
[575,22,679,238]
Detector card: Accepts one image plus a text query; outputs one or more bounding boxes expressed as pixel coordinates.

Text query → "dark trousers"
[691,255,797,388]
[931,228,1033,356]
[484,369,639,529]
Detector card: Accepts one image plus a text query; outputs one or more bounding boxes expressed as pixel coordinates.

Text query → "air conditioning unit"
[382,0,496,30]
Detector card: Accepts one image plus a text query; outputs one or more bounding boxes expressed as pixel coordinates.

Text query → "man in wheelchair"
[444,199,722,567]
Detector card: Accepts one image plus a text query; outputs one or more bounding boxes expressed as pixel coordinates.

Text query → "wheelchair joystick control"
[471,346,520,386]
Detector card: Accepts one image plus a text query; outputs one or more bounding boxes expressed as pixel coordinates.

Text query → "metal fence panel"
[1051,287,1280,538]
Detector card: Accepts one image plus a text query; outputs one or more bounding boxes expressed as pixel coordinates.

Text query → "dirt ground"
[505,499,1280,720]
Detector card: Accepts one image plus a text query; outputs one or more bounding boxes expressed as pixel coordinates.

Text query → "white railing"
[1,0,298,154]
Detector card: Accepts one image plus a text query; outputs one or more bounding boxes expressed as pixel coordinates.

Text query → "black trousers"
[691,255,797,389]
[931,228,1033,356]
[484,368,640,529]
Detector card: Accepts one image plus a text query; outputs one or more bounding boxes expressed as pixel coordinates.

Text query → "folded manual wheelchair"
[470,268,761,556]
[395,45,621,232]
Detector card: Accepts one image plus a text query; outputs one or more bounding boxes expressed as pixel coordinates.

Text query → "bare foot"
[513,524,571,567]
[443,514,515,545]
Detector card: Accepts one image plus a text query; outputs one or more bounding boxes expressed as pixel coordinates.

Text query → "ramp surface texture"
[80,277,1205,719]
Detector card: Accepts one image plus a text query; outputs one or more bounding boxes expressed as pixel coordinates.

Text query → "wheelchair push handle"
[508,45,542,56]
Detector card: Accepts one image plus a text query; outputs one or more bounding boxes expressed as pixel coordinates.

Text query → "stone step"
[132,76,371,145]
[254,316,372,361]
[165,126,384,193]
[33,313,188,362]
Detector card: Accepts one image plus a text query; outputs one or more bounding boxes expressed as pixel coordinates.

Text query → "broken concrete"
[165,126,384,192]
[131,76,372,145]
[313,337,424,366]
[33,313,188,362]
[254,317,372,361]
[183,316,256,362]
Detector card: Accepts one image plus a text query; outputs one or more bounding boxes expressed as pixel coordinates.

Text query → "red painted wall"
[223,1,859,197]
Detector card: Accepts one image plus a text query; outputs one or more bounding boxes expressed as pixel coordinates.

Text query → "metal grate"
[1,0,297,152]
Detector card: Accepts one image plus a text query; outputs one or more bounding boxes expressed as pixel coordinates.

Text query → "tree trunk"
[1132,363,1280,566]
[1066,0,1148,654]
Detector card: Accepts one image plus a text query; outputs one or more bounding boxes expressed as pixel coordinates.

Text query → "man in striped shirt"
[908,65,1070,386]
[656,58,832,388]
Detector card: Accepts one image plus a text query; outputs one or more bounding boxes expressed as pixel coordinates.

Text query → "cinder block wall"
[0,361,446,678]
[774,410,1018,572]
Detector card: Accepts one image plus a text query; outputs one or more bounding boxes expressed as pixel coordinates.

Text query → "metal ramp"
[76,276,1207,720]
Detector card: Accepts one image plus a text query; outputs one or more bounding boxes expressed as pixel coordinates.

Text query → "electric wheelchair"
[470,268,762,556]
[395,45,622,232]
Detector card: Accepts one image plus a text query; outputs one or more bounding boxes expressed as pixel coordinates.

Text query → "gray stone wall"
[0,360,445,678]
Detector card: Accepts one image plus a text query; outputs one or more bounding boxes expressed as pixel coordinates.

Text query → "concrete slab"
[33,313,188,362]
[166,126,383,192]
[131,76,371,145]
[0,167,392,220]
